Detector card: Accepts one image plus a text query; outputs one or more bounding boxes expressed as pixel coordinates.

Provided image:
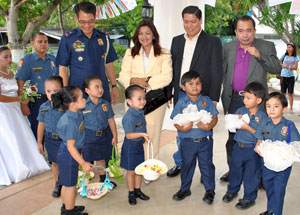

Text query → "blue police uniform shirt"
[83,97,114,131]
[122,107,146,142]
[16,52,58,94]
[56,28,118,102]
[57,110,85,149]
[234,106,267,144]
[37,100,65,133]
[170,94,219,138]
[255,117,300,142]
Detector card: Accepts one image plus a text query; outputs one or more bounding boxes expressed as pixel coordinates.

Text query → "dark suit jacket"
[170,31,223,105]
[221,38,281,114]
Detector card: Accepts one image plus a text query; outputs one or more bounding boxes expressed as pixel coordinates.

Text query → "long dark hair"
[284,42,297,57]
[131,20,161,57]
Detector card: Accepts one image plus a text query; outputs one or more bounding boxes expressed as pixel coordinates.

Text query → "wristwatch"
[111,84,118,88]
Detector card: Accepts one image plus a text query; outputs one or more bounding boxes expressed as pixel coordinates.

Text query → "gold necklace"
[0,70,9,75]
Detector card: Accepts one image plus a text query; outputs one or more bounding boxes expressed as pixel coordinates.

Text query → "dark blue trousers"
[180,137,215,191]
[228,143,261,201]
[263,166,292,215]
[28,98,47,138]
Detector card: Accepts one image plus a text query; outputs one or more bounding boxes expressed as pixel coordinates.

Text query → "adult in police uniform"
[56,1,119,103]
[56,1,119,165]
[17,32,58,138]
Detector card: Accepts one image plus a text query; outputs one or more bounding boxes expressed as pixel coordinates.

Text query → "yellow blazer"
[118,47,172,90]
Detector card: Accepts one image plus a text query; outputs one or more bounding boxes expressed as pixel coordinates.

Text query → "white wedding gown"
[0,77,49,186]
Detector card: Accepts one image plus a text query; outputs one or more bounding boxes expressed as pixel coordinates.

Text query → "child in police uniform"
[222,82,267,210]
[255,92,300,215]
[37,76,64,198]
[171,71,218,204]
[52,86,93,215]
[82,76,118,188]
[120,85,150,206]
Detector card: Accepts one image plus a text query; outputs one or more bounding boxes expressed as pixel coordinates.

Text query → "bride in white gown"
[0,46,49,186]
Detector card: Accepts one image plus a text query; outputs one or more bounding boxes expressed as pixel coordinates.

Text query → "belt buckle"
[96,130,103,136]
[52,133,59,139]
[238,142,244,148]
[194,138,202,142]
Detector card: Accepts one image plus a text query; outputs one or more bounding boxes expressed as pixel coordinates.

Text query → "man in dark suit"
[220,15,281,183]
[167,5,223,203]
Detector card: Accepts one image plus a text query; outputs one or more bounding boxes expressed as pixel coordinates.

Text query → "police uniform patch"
[73,40,85,52]
[33,67,42,72]
[136,122,143,127]
[255,117,261,124]
[41,110,48,113]
[82,110,92,114]
[98,38,104,46]
[201,100,207,107]
[18,59,24,68]
[78,121,84,131]
[102,104,108,112]
[281,126,288,136]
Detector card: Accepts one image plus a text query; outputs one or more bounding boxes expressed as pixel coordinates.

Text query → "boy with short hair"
[171,71,218,204]
[222,82,267,210]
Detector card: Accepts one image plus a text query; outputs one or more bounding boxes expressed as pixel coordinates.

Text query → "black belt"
[85,128,106,136]
[45,132,61,140]
[232,90,244,97]
[36,93,47,100]
[237,142,255,148]
[184,136,211,142]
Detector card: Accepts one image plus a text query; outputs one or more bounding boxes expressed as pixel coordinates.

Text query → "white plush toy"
[258,140,300,172]
[225,114,250,133]
[172,104,212,128]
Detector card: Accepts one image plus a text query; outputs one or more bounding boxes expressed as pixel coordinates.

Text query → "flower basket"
[135,141,168,181]
[86,182,108,200]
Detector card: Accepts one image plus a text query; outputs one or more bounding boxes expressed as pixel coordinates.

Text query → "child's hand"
[111,136,118,146]
[141,133,150,142]
[82,161,93,174]
[175,121,193,132]
[19,96,29,105]
[38,143,44,155]
[254,143,263,157]
[196,121,211,131]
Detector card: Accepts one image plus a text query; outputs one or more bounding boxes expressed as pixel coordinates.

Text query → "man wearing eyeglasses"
[56,1,119,104]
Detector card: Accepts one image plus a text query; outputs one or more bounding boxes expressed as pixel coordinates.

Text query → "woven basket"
[86,182,108,200]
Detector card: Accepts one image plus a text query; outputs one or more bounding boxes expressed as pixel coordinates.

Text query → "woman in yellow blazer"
[118,20,172,160]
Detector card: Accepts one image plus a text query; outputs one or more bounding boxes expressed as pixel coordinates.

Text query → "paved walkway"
[1,103,300,215]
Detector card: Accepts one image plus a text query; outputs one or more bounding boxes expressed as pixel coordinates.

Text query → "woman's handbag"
[143,84,172,115]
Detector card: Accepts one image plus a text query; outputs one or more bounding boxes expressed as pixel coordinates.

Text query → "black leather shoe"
[222,192,238,203]
[259,211,274,215]
[128,192,137,205]
[172,189,191,201]
[203,190,215,205]
[52,181,62,197]
[135,189,150,200]
[61,205,85,215]
[167,165,181,177]
[61,207,88,215]
[220,172,229,182]
[235,199,255,210]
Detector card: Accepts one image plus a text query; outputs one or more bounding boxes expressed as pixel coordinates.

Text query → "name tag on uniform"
[41,110,48,113]
[82,110,92,114]
[33,67,42,72]
[136,122,143,127]
[262,131,270,135]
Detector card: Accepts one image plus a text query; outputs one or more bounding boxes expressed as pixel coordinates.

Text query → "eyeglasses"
[78,19,95,25]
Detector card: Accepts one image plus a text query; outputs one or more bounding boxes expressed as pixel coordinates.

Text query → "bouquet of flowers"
[21,80,38,102]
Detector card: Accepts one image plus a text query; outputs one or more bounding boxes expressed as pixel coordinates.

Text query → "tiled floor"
[1,107,300,215]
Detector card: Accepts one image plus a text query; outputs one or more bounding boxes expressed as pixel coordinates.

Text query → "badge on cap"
[98,38,104,46]
[281,126,288,136]
[102,104,108,112]
[78,56,83,61]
